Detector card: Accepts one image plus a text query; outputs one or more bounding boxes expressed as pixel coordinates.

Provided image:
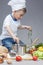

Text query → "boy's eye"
[20,14,23,17]
[20,14,22,16]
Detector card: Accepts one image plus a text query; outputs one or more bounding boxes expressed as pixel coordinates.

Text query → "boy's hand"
[14,37,19,44]
[25,26,32,31]
[2,53,7,58]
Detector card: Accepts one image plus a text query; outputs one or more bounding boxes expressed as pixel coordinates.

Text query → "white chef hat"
[8,0,26,11]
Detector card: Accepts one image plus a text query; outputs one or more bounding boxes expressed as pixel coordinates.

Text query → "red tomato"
[33,56,38,61]
[16,56,22,61]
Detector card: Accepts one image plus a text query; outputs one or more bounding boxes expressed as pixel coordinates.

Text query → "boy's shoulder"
[5,14,11,18]
[4,14,11,20]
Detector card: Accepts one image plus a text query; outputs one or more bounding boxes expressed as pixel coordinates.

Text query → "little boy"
[0,0,32,51]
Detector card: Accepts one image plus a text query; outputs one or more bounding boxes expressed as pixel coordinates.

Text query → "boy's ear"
[14,11,16,12]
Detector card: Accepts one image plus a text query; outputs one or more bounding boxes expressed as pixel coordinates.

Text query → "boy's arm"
[5,25,19,43]
[18,25,32,31]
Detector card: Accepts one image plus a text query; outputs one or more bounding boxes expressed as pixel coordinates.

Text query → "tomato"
[16,56,22,61]
[33,56,38,61]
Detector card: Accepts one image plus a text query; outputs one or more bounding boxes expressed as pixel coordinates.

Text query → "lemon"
[38,46,43,52]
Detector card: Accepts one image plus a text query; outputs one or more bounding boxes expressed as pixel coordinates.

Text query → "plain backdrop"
[0,0,43,45]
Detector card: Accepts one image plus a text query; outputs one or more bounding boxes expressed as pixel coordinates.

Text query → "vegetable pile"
[33,43,43,60]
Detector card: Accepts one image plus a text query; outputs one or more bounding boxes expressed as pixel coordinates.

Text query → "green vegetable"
[35,43,43,48]
[33,50,39,57]
[38,57,43,59]
[33,50,43,59]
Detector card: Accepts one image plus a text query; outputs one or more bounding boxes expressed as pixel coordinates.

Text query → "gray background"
[0,0,43,45]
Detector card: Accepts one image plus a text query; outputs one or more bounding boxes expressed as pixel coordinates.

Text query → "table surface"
[1,60,43,65]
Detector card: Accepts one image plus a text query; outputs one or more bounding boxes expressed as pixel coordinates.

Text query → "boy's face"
[13,10,25,20]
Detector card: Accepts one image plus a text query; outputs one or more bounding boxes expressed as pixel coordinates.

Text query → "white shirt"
[0,14,21,40]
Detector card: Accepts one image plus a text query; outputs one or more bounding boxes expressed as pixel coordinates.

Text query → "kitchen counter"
[1,60,43,65]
